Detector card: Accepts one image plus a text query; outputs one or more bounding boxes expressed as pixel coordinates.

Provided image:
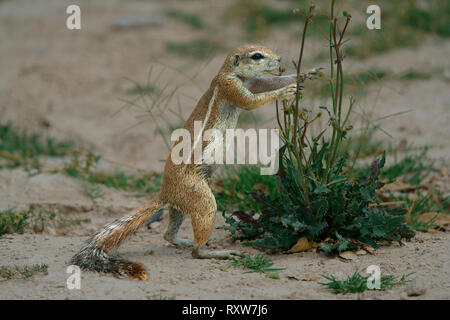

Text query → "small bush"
[222,154,414,254]
[221,2,414,254]
[320,270,413,294]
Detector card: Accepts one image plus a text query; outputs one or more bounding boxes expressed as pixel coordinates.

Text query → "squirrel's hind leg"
[189,191,243,259]
[163,207,193,247]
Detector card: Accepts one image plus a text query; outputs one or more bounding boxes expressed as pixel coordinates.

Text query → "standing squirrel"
[71,45,317,280]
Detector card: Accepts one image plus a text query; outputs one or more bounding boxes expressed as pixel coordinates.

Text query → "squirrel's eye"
[251,53,264,60]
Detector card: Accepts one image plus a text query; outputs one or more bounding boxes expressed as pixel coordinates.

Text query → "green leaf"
[314,186,330,194]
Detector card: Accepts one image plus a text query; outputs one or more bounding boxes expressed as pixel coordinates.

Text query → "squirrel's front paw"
[278,83,302,101]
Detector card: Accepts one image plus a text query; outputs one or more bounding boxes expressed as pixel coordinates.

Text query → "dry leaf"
[441,167,449,176]
[369,201,406,208]
[378,193,392,202]
[408,193,419,201]
[405,204,414,223]
[362,244,376,254]
[311,241,321,248]
[420,177,436,191]
[338,251,357,260]
[417,212,439,223]
[380,177,435,193]
[300,274,320,281]
[286,237,311,253]
[418,212,450,228]
[355,249,367,256]
[432,193,443,204]
[380,180,415,192]
[214,180,224,193]
[220,265,229,272]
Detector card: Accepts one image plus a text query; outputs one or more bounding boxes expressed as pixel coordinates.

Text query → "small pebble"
[406,279,427,297]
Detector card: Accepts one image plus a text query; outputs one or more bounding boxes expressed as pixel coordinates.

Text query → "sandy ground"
[0,0,449,299]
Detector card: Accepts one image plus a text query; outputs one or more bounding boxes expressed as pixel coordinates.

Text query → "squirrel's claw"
[145,209,164,226]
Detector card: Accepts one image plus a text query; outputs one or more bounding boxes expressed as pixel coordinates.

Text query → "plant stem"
[325,4,351,183]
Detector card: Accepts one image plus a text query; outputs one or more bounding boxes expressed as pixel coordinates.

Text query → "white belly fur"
[202,102,241,163]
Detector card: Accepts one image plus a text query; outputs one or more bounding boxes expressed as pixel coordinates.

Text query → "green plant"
[399,193,448,231]
[0,122,74,169]
[0,206,90,236]
[167,10,206,29]
[229,254,284,274]
[56,215,91,229]
[381,149,436,185]
[82,184,104,199]
[127,83,158,96]
[55,149,163,198]
[226,0,329,39]
[346,25,420,60]
[0,122,163,198]
[214,166,279,213]
[88,170,163,196]
[405,195,439,231]
[268,273,280,279]
[339,125,387,159]
[118,65,188,150]
[0,264,48,282]
[353,147,437,185]
[400,69,432,80]
[223,154,414,253]
[398,0,450,37]
[309,68,389,98]
[0,208,30,235]
[319,270,414,294]
[167,39,223,59]
[227,0,297,38]
[221,1,414,254]
[347,0,449,59]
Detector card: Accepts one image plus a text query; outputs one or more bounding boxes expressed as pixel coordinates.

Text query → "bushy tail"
[70,196,165,280]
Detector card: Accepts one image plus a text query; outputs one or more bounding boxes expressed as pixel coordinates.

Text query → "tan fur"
[71,45,299,279]
[97,197,164,251]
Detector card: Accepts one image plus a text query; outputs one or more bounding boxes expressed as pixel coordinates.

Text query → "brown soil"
[0,0,449,299]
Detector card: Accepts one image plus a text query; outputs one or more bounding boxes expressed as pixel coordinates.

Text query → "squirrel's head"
[223,45,281,79]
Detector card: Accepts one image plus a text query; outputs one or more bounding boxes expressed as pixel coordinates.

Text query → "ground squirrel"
[71,45,310,280]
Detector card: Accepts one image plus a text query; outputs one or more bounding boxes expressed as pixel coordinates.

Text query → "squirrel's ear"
[233,55,240,67]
